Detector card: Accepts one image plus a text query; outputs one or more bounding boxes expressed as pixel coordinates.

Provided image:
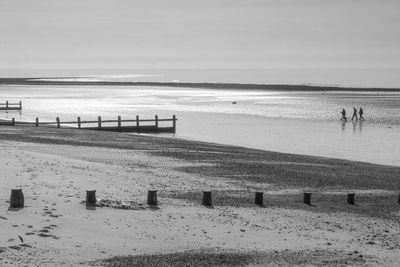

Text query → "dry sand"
[0,126,399,266]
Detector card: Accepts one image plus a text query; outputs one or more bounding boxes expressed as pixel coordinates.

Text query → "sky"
[1,0,400,86]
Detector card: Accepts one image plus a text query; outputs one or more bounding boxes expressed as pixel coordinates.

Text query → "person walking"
[359,107,364,120]
[340,108,347,121]
[351,107,358,121]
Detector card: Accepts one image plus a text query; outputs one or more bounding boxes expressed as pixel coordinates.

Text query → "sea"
[1,74,400,167]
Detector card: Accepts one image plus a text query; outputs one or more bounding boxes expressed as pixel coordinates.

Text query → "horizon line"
[1,77,400,91]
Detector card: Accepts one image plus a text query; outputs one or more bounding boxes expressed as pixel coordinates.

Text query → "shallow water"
[1,85,399,166]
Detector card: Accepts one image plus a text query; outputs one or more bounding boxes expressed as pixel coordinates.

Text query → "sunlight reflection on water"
[1,85,400,166]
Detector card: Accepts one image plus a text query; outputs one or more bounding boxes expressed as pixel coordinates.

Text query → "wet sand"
[1,84,400,166]
[0,125,399,266]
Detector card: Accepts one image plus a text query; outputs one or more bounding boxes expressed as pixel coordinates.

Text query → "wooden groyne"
[0,115,177,133]
[8,188,400,211]
[0,101,22,110]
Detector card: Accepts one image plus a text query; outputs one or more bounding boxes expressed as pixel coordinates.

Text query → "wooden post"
[398,193,400,204]
[118,116,121,129]
[155,115,158,129]
[303,192,311,205]
[56,117,60,128]
[11,118,15,126]
[347,193,355,205]
[98,116,102,128]
[255,192,264,206]
[172,115,176,133]
[6,101,8,109]
[147,190,158,205]
[202,191,212,207]
[35,117,39,127]
[77,117,81,129]
[10,189,24,208]
[86,190,96,206]
[136,115,139,128]
[19,101,22,109]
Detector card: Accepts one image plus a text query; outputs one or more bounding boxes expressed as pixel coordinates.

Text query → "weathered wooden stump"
[347,193,355,205]
[202,191,212,207]
[155,115,159,129]
[147,190,158,205]
[172,115,176,133]
[303,192,312,205]
[10,189,24,208]
[255,192,264,206]
[86,190,96,206]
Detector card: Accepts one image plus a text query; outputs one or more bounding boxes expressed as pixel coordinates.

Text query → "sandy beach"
[0,125,399,266]
[2,0,400,265]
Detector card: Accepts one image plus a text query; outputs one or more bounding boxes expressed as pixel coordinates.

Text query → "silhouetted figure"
[351,107,358,121]
[340,108,347,121]
[359,107,364,120]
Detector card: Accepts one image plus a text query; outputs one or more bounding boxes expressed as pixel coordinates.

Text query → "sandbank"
[0,125,399,266]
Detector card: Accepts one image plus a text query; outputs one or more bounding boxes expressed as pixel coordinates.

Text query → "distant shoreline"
[1,77,400,91]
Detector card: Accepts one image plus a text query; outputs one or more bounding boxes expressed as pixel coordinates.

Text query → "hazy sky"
[1,0,400,85]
